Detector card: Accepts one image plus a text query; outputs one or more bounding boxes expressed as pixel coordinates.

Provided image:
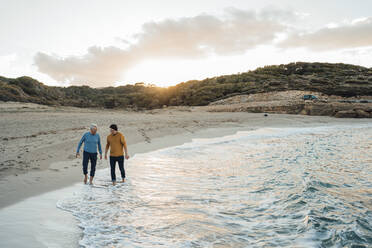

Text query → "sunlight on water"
[58,124,372,247]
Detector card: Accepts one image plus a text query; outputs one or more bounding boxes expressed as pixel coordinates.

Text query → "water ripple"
[58,125,372,247]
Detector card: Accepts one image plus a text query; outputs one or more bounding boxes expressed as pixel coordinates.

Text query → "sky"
[1,0,372,87]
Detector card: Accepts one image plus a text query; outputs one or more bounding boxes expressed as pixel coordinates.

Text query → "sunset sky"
[1,0,372,87]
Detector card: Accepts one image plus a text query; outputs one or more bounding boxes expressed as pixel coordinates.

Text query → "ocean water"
[58,124,372,247]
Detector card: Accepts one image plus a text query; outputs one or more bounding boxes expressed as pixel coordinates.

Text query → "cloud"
[280,17,372,51]
[134,9,289,57]
[34,8,291,87]
[34,47,138,87]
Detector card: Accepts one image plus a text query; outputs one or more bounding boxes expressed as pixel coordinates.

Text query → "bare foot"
[120,179,125,183]
[112,181,116,186]
[89,177,93,185]
[84,175,88,184]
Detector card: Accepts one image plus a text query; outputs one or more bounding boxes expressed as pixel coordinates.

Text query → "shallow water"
[58,124,372,247]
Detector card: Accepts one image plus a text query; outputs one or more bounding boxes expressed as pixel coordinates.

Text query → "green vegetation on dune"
[1,62,372,109]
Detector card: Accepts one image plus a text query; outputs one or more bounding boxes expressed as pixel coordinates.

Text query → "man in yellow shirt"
[104,124,130,185]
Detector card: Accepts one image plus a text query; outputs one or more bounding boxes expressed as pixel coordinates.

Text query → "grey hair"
[90,123,98,130]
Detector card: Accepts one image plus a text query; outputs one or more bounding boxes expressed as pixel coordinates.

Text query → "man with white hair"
[76,123,103,184]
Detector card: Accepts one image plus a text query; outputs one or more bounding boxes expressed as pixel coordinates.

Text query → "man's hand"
[104,154,108,160]
[99,154,102,160]
[125,154,130,160]
[76,153,80,158]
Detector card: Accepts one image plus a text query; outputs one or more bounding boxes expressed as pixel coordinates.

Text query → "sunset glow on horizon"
[1,0,372,87]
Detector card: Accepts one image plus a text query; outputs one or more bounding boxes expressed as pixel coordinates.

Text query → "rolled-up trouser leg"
[82,151,89,175]
[89,153,97,177]
[110,156,117,182]
[118,156,125,179]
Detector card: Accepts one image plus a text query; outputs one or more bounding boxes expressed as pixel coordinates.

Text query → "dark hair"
[109,124,118,131]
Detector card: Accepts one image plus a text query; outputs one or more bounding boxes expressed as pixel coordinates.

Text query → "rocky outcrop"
[334,109,372,118]
[207,90,372,118]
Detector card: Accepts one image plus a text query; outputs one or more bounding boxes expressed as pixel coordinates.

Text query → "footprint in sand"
[138,128,151,143]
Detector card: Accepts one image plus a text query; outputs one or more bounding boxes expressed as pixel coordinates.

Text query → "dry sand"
[1,101,371,209]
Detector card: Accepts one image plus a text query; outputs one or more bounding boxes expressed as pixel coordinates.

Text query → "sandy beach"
[1,101,372,247]
[0,101,371,209]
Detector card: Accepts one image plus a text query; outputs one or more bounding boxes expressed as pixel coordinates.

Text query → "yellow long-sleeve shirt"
[106,132,127,157]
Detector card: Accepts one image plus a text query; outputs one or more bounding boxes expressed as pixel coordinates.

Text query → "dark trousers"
[109,156,125,181]
[82,151,97,177]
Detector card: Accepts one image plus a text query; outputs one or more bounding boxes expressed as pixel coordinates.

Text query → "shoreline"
[2,103,372,209]
[1,108,372,247]
[1,121,372,247]
[0,125,259,248]
[0,125,253,209]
